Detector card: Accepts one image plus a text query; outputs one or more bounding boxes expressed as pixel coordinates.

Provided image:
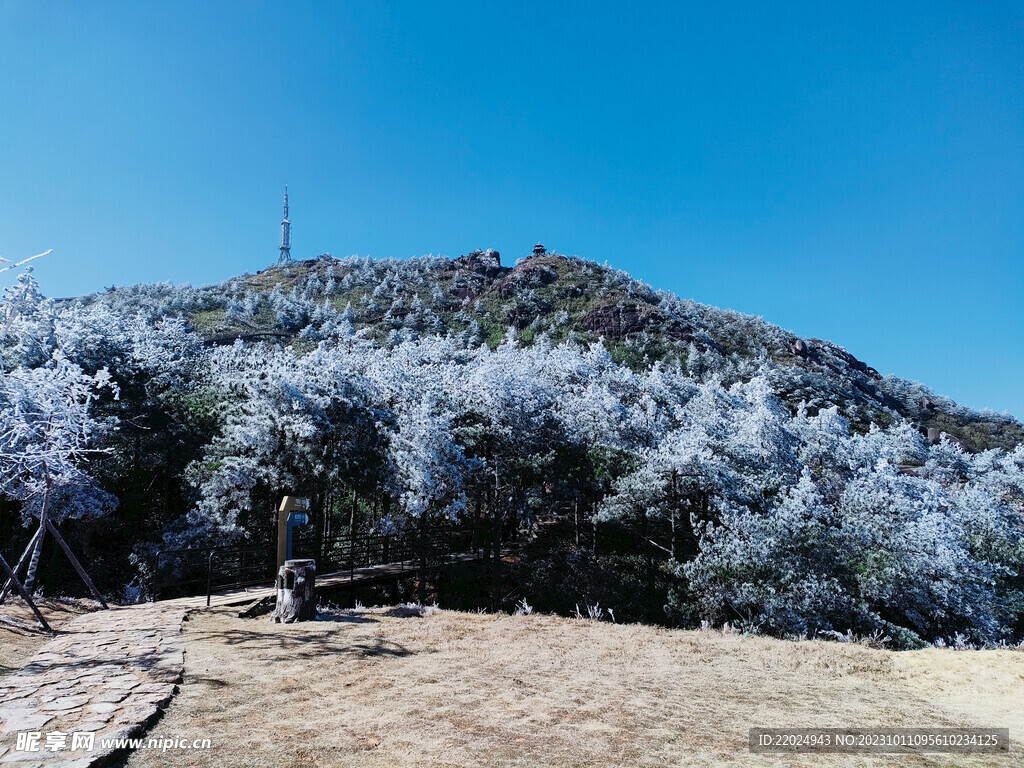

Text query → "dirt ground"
[119,606,1024,768]
[0,596,97,675]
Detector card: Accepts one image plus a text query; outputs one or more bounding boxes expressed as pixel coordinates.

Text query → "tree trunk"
[272,559,316,623]
[670,470,678,561]
[23,486,51,593]
[671,506,677,562]
[0,524,44,605]
[490,515,502,613]
[417,515,428,605]
[573,498,580,547]
[641,507,655,620]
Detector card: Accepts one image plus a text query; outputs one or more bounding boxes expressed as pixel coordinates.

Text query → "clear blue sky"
[1,2,1021,417]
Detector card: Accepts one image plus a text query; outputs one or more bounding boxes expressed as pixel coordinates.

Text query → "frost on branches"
[0,259,1020,646]
[0,352,118,522]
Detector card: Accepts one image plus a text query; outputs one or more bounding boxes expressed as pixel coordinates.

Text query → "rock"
[806,339,883,381]
[41,695,91,712]
[790,339,809,357]
[449,249,506,279]
[506,297,552,329]
[580,304,650,339]
[71,719,112,732]
[0,711,53,733]
[87,702,120,715]
[46,758,94,768]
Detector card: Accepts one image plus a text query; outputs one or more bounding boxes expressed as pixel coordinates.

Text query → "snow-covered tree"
[0,350,118,589]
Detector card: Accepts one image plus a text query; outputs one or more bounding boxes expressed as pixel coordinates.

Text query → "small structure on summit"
[277,186,293,266]
[532,242,547,256]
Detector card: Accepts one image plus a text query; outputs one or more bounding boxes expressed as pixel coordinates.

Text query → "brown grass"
[120,606,1023,768]
[0,597,98,675]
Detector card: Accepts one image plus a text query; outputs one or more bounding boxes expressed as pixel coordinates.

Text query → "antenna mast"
[278,186,293,265]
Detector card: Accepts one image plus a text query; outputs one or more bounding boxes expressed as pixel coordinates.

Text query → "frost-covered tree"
[178,342,380,548]
[0,266,54,368]
[0,349,117,597]
[683,470,851,636]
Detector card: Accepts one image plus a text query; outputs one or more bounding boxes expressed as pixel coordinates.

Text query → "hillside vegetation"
[0,249,1022,648]
[74,249,1024,450]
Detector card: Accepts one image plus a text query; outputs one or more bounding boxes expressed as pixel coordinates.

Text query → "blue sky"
[1,2,1022,417]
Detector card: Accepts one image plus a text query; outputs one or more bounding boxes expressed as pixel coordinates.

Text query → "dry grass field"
[0,597,96,675]
[120,606,1024,768]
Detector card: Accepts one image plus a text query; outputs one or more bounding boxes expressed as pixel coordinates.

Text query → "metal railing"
[153,524,487,602]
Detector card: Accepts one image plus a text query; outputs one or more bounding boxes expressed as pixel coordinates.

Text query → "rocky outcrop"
[507,299,553,329]
[580,304,650,339]
[806,339,882,381]
[448,249,508,280]
[787,337,882,381]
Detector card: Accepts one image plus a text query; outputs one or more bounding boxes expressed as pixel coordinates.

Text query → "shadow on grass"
[315,613,378,624]
[183,674,228,687]
[189,628,414,660]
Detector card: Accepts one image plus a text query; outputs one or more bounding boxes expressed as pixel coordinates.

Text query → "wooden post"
[277,496,310,570]
[23,486,51,592]
[0,551,51,633]
[45,519,108,609]
[0,523,44,605]
[417,515,427,605]
[272,559,316,623]
[277,502,289,571]
[490,517,501,613]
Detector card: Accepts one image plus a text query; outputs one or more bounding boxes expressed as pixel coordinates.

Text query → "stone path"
[0,552,488,766]
[0,603,190,767]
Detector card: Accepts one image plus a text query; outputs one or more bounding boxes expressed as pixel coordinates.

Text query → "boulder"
[449,249,507,279]
[580,304,649,339]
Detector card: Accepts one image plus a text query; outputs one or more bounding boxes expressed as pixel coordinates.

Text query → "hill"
[78,248,1022,451]
[2,249,1023,650]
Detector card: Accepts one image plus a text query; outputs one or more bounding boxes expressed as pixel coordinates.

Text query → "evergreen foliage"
[0,254,1021,646]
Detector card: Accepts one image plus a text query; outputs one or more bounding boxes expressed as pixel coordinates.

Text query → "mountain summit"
[78,249,1021,451]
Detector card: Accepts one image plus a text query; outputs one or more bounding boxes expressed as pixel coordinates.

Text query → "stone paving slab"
[0,553,488,766]
[0,604,188,766]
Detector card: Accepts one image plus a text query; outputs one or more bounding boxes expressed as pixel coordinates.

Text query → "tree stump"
[272,559,316,623]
